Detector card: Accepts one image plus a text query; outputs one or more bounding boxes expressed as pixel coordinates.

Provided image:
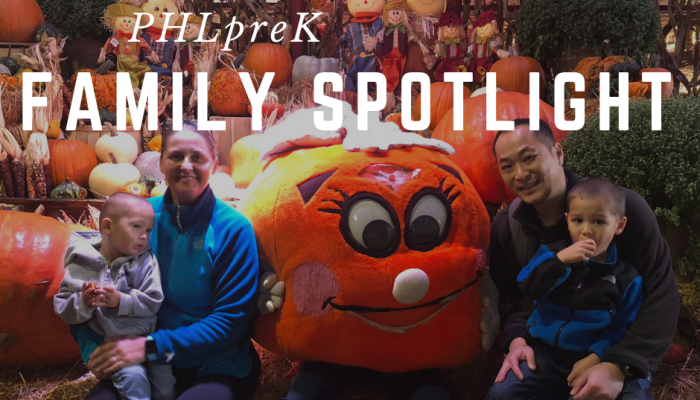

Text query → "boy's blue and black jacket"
[517,240,643,359]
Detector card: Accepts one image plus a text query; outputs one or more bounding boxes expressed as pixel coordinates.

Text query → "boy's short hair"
[567,177,626,217]
[100,193,154,229]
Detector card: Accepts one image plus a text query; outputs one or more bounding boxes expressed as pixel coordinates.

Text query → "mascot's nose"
[392,269,430,304]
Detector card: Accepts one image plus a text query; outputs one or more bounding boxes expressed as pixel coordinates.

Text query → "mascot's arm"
[257,259,285,314]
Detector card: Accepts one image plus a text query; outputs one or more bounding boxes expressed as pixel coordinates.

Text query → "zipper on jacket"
[176,206,182,229]
[555,308,574,348]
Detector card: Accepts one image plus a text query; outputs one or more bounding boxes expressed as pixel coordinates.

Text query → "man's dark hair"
[492,118,556,157]
[567,177,626,217]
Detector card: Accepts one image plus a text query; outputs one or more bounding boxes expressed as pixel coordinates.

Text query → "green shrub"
[563,97,700,279]
[36,0,113,41]
[516,0,660,69]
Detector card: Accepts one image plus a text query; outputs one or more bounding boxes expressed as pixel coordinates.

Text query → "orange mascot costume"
[239,103,499,379]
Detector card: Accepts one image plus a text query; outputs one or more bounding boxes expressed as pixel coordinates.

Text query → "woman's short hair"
[160,121,219,160]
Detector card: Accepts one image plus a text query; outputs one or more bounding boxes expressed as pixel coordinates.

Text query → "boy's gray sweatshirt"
[54,231,164,338]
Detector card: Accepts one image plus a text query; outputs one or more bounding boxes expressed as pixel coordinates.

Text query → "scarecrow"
[465,11,509,84]
[382,1,415,92]
[99,3,155,88]
[174,14,210,80]
[434,12,466,82]
[139,0,183,82]
[404,0,446,79]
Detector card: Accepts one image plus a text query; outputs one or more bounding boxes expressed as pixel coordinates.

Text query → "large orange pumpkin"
[638,68,673,99]
[241,43,293,89]
[70,70,118,110]
[489,57,545,98]
[432,92,566,205]
[539,100,569,142]
[48,139,99,189]
[0,0,45,43]
[240,144,490,372]
[572,55,633,99]
[413,82,472,132]
[230,134,264,188]
[209,68,255,117]
[0,212,87,366]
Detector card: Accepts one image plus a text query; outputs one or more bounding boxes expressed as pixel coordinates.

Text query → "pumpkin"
[0,211,84,366]
[47,139,99,189]
[134,151,165,180]
[241,43,293,89]
[539,100,569,141]
[209,172,238,200]
[69,70,118,110]
[95,123,139,164]
[384,113,408,132]
[0,74,18,91]
[572,54,633,99]
[0,57,20,75]
[216,165,232,175]
[0,0,45,43]
[150,183,167,197]
[89,153,140,197]
[470,86,504,97]
[230,134,264,189]
[35,24,61,41]
[489,57,545,98]
[628,82,648,99]
[138,174,163,194]
[50,178,88,199]
[413,82,472,132]
[120,182,149,198]
[608,62,641,82]
[209,68,255,117]
[99,108,117,126]
[148,135,162,152]
[0,65,10,76]
[46,120,61,139]
[432,92,567,205]
[247,103,285,118]
[239,144,490,373]
[638,68,673,99]
[291,55,341,84]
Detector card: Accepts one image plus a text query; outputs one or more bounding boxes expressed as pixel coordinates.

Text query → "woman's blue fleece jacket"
[517,241,643,359]
[70,186,259,378]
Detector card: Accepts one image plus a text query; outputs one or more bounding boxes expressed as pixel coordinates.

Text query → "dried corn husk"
[0,146,14,198]
[26,132,49,198]
[0,85,25,197]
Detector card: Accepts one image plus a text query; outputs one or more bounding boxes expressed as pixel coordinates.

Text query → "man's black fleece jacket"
[489,169,679,379]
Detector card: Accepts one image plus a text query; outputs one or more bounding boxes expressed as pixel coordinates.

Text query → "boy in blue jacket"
[488,177,643,399]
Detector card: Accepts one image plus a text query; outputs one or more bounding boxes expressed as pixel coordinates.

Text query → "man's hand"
[82,282,100,308]
[567,353,600,386]
[558,239,596,263]
[569,362,624,400]
[93,287,121,308]
[494,337,536,382]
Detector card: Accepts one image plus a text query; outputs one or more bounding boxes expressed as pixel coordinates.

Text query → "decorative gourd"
[0,57,20,75]
[47,120,61,139]
[99,108,117,126]
[432,91,567,205]
[216,165,232,175]
[230,134,264,189]
[134,151,165,180]
[413,82,472,131]
[209,172,237,200]
[47,139,99,189]
[148,135,162,152]
[120,182,149,198]
[0,211,83,366]
[0,0,46,43]
[470,86,503,97]
[209,68,254,117]
[138,174,163,194]
[150,183,167,197]
[0,65,10,76]
[89,153,140,197]
[35,24,61,41]
[50,178,88,199]
[608,62,641,82]
[628,82,648,99]
[384,113,408,132]
[291,55,341,84]
[572,44,633,99]
[241,43,293,88]
[69,70,118,110]
[95,122,138,164]
[489,57,545,98]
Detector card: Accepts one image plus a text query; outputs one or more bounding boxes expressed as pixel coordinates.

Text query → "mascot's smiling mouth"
[323,271,481,333]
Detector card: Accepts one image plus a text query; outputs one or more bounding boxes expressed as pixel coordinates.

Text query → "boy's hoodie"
[54,231,164,338]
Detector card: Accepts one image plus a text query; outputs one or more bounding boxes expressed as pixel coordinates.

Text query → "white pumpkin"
[471,86,504,97]
[209,172,239,201]
[292,56,341,84]
[95,122,139,164]
[89,153,141,197]
[135,151,165,180]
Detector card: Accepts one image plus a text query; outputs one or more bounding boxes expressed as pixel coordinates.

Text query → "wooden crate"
[3,198,105,222]
[210,117,252,167]
[68,126,145,154]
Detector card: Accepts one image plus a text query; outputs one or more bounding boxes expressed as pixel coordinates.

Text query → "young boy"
[54,193,175,400]
[488,177,644,399]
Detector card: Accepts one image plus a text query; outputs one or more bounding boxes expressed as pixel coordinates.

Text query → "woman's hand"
[87,337,148,378]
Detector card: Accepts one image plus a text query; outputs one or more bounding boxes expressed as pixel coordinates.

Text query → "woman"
[70,123,261,399]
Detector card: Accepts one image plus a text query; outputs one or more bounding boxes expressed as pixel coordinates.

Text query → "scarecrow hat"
[105,3,143,19]
[176,14,210,29]
[384,0,408,15]
[474,10,497,28]
[437,12,463,27]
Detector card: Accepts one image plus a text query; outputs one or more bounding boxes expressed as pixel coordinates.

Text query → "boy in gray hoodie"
[54,193,175,400]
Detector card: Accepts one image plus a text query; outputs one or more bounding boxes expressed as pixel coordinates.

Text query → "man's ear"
[100,218,112,234]
[615,216,628,235]
[553,142,564,166]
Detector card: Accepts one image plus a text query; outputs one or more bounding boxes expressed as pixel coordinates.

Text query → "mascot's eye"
[405,192,452,252]
[339,194,400,258]
[349,200,395,251]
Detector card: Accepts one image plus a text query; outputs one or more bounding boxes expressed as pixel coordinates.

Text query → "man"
[487,119,679,399]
